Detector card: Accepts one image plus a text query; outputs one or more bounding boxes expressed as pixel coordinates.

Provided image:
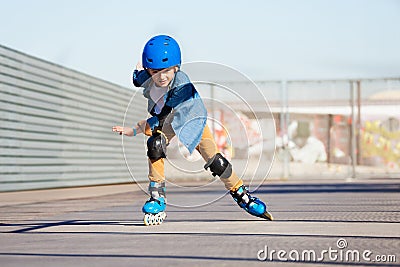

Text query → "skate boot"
[230,185,273,220]
[142,181,167,226]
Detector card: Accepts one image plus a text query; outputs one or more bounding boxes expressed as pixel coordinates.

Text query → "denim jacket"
[133,69,207,154]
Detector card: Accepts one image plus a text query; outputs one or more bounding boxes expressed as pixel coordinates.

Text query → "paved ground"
[0,178,399,266]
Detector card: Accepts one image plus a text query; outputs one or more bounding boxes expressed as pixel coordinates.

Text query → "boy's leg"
[198,124,273,220]
[136,119,166,184]
[147,120,176,183]
[148,158,166,183]
[196,124,243,191]
[144,132,167,220]
[142,121,175,225]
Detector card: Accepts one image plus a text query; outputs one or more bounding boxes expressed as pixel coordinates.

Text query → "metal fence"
[0,45,148,191]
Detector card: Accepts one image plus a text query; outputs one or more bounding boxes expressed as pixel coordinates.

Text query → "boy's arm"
[112,126,136,136]
[145,82,196,131]
[166,82,196,108]
[132,62,150,87]
[112,120,152,136]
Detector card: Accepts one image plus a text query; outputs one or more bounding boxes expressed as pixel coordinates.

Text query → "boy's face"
[147,66,178,87]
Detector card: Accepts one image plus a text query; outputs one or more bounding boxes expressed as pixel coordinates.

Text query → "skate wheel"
[155,214,162,225]
[144,214,152,226]
[150,215,157,225]
[143,212,166,226]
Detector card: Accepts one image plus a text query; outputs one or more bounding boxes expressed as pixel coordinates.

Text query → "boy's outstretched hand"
[112,126,134,136]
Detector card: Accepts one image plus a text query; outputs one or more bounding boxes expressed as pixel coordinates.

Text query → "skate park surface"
[1,177,399,267]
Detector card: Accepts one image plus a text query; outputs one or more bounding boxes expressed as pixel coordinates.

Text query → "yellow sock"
[230,180,244,192]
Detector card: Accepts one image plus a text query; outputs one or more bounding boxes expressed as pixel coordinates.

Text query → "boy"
[112,35,273,225]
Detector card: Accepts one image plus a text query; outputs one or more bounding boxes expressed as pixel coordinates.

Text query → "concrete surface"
[1,178,399,266]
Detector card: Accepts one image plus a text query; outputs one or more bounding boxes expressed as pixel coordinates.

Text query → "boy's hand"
[136,61,144,71]
[112,126,134,136]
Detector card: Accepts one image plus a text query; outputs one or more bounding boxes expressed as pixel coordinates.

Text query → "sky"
[1,0,400,88]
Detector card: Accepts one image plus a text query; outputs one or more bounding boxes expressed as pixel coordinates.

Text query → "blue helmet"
[142,35,181,69]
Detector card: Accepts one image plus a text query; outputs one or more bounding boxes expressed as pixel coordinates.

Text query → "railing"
[0,45,148,191]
